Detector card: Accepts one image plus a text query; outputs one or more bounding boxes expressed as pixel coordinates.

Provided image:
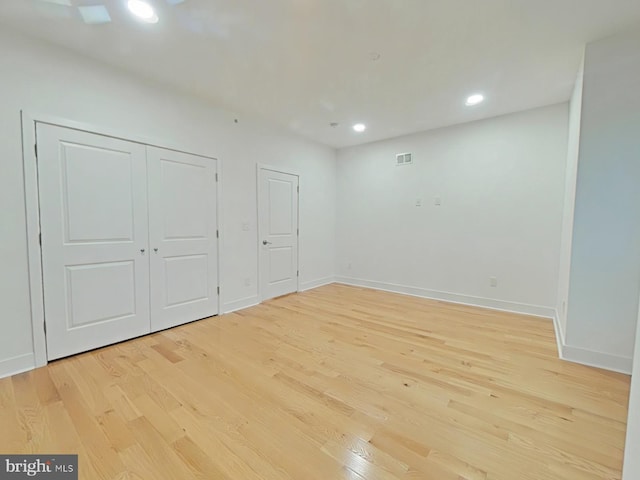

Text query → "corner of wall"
[220,277,336,315]
[552,309,632,374]
[552,309,565,359]
[221,296,260,314]
[300,276,335,292]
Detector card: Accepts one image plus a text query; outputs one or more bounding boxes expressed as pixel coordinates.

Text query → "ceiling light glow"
[127,0,158,23]
[465,94,484,106]
[353,123,366,133]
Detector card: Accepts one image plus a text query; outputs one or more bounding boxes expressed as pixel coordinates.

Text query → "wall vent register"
[396,152,413,165]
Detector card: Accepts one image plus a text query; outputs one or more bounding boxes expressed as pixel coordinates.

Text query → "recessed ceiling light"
[78,5,112,24]
[353,123,366,133]
[127,0,158,23]
[465,94,484,106]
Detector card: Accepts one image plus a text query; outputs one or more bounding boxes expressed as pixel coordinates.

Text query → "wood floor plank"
[11,371,47,450]
[0,284,630,479]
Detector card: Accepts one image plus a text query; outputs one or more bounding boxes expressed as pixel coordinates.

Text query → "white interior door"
[258,167,299,301]
[147,147,219,332]
[37,123,150,360]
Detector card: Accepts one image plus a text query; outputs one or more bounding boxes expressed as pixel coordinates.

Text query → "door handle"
[262,240,272,245]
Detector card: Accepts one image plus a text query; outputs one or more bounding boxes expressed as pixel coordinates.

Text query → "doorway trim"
[621,297,640,479]
[255,163,300,302]
[21,110,222,369]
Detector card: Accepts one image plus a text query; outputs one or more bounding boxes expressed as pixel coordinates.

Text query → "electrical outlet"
[244,278,251,287]
[435,196,441,206]
[489,277,498,287]
[347,262,352,270]
[416,198,423,207]
[242,222,250,231]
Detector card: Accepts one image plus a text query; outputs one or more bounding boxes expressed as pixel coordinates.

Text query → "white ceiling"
[2,1,640,148]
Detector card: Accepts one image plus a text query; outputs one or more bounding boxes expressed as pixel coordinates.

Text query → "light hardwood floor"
[0,284,630,479]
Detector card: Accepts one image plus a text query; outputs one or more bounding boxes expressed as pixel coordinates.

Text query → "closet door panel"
[37,123,150,360]
[147,147,219,331]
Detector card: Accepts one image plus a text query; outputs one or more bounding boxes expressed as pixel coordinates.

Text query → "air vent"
[396,152,412,166]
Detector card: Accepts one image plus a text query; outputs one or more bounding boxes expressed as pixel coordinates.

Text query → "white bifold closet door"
[147,147,218,332]
[38,124,151,360]
[37,124,218,361]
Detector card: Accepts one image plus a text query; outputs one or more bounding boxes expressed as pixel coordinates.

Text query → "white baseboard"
[561,345,632,374]
[552,309,632,374]
[222,295,260,314]
[300,276,335,292]
[335,276,555,319]
[0,352,35,380]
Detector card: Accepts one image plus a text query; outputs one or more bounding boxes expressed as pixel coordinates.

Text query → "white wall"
[336,104,569,316]
[564,28,640,373]
[556,55,584,341]
[0,30,336,378]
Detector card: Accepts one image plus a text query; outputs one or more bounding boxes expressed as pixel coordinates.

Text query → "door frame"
[622,296,640,479]
[255,163,300,302]
[21,111,222,369]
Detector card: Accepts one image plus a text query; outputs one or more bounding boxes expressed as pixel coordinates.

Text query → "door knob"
[262,240,272,245]
[154,248,158,253]
[140,248,146,255]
